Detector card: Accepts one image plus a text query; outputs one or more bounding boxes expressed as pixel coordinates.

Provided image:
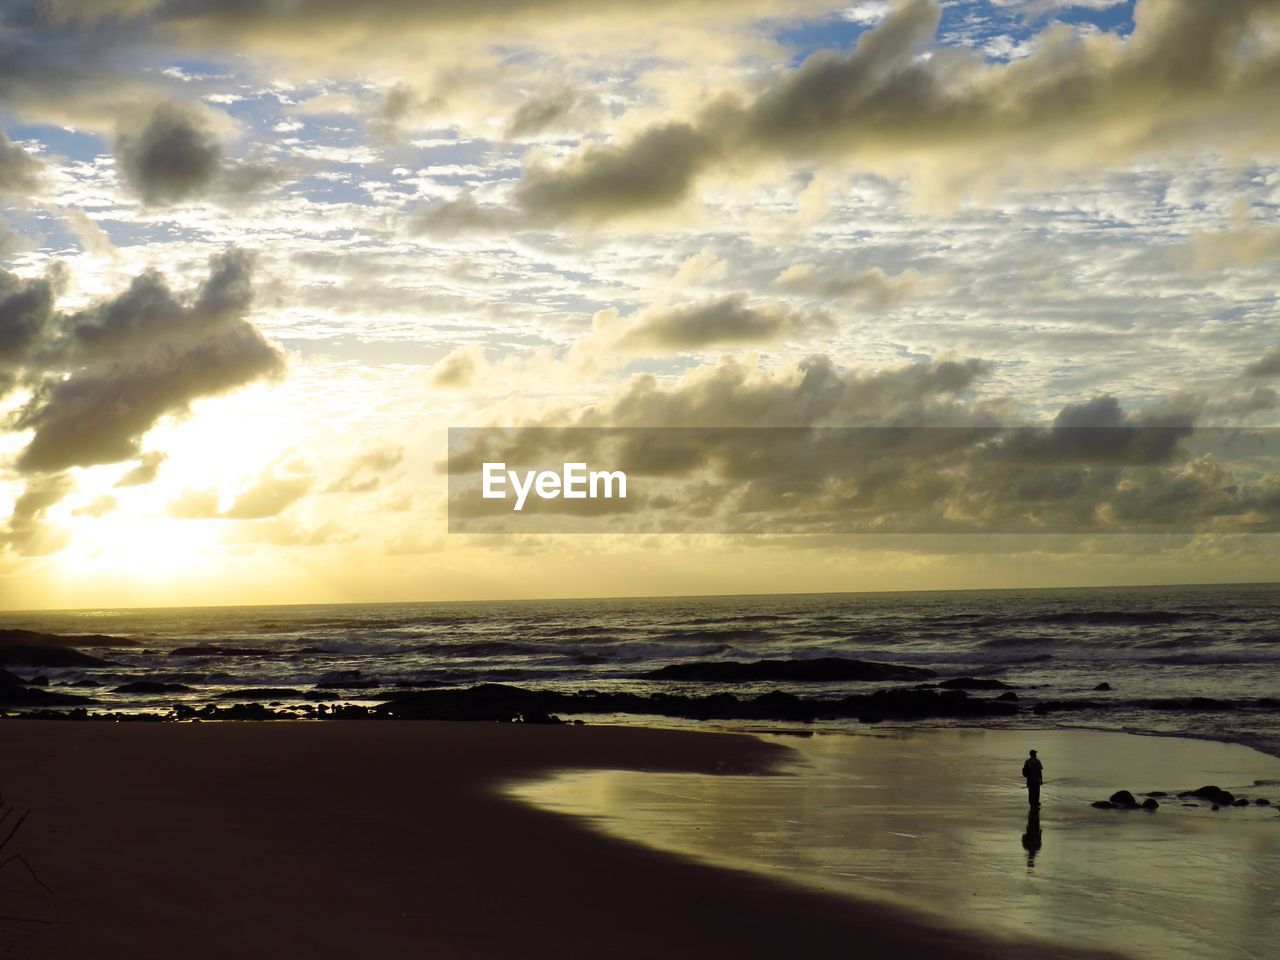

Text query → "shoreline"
[0,719,1127,960]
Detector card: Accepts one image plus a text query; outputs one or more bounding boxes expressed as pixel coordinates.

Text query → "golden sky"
[2,0,1279,609]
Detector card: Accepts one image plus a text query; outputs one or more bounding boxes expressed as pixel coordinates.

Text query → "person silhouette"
[1022,749,1044,807]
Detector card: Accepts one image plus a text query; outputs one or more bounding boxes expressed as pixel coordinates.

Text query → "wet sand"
[0,720,1124,960]
[517,728,1280,960]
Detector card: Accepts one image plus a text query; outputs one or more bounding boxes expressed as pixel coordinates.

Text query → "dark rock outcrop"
[0,669,95,706]
[1141,798,1159,811]
[0,646,108,668]
[1178,785,1236,806]
[374,682,1017,724]
[639,658,934,683]
[1109,790,1137,807]
[113,681,194,694]
[215,688,306,700]
[169,645,277,658]
[0,628,139,649]
[939,677,1010,690]
[1093,682,1112,691]
[315,670,382,689]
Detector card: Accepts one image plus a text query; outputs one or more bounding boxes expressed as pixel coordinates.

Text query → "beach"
[0,719,1130,960]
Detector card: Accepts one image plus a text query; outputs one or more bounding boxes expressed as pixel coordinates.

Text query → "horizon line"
[2,578,1276,617]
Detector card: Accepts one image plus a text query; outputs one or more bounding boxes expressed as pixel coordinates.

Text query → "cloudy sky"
[2,0,1279,609]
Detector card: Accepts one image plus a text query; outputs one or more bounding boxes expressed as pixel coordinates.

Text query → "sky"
[1,0,1279,609]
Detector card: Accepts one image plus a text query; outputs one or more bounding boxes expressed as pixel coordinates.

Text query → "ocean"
[3,582,1278,755]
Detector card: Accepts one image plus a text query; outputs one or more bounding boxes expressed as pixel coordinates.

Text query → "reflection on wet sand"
[1021,808,1042,868]
[512,728,1280,960]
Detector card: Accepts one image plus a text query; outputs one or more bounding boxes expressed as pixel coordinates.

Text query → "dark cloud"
[6,248,284,473]
[0,263,64,394]
[515,123,717,223]
[115,450,167,487]
[579,355,993,428]
[449,359,1280,534]
[493,0,1280,224]
[615,295,830,351]
[0,128,41,196]
[506,87,599,139]
[1246,347,1280,378]
[44,0,798,34]
[115,101,224,205]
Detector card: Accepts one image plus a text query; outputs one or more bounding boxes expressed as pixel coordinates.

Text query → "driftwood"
[0,798,54,924]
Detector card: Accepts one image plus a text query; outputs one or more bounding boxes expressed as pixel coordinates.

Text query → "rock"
[1233,798,1251,807]
[1093,682,1112,691]
[996,691,1019,701]
[938,677,1010,690]
[1212,804,1221,811]
[315,670,382,689]
[640,657,935,683]
[0,684,95,706]
[374,681,1017,724]
[1092,801,1115,809]
[518,710,563,724]
[169,645,276,658]
[1255,798,1270,805]
[113,681,193,694]
[215,687,305,700]
[0,628,139,649]
[1109,790,1137,807]
[1144,791,1168,797]
[0,646,108,668]
[1178,785,1236,806]
[1141,798,1159,811]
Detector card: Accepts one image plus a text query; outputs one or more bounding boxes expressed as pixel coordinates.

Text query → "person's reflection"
[1021,809,1042,867]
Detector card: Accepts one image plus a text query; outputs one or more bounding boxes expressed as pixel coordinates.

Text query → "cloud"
[449,357,1280,534]
[325,441,404,493]
[0,128,42,196]
[515,123,718,224]
[1190,224,1280,271]
[115,451,167,487]
[223,468,313,520]
[611,295,830,351]
[7,248,285,473]
[506,87,601,139]
[1,473,73,555]
[429,345,486,387]
[570,354,994,428]
[115,101,225,205]
[56,207,118,257]
[167,487,221,519]
[167,461,314,520]
[1246,348,1280,378]
[0,262,64,395]
[774,263,920,308]
[492,0,1280,224]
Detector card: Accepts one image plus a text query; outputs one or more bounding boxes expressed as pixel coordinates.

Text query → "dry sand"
[0,720,1126,960]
